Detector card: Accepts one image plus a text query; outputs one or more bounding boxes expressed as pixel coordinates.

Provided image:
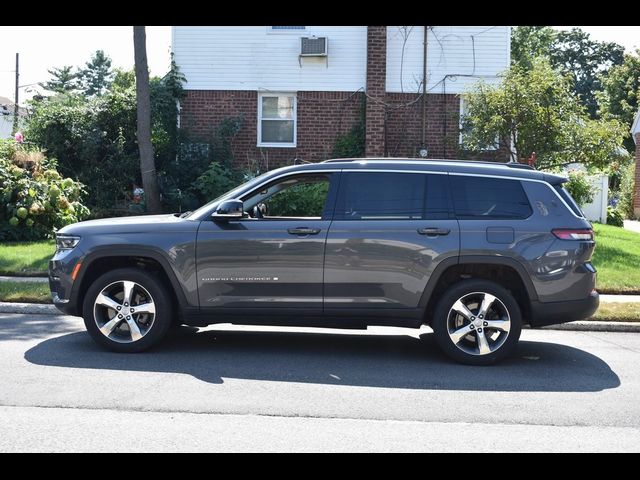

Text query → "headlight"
[56,235,81,252]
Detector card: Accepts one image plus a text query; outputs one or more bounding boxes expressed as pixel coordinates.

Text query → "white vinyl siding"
[173,26,367,92]
[386,26,510,94]
[258,93,297,147]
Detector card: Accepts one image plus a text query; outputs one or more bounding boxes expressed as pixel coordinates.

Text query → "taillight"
[552,228,594,241]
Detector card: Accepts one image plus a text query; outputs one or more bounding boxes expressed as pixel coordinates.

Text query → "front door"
[196,172,338,312]
[323,171,459,315]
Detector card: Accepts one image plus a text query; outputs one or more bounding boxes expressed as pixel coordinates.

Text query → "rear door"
[323,170,459,317]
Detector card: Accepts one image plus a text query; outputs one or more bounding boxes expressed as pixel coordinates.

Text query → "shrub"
[617,161,636,219]
[193,161,242,203]
[564,171,595,207]
[606,206,625,227]
[0,140,89,240]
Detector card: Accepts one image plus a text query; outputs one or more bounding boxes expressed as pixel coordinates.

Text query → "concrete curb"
[0,301,639,332]
[0,276,48,283]
[539,321,640,333]
[0,302,60,315]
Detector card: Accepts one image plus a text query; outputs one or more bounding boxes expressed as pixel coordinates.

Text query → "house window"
[459,98,499,151]
[258,93,297,148]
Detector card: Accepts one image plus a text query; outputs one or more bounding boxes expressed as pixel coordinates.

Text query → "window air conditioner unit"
[300,36,328,56]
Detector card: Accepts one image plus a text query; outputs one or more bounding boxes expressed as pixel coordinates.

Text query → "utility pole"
[12,52,19,135]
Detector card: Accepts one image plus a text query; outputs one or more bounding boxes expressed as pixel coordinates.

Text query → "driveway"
[1,313,639,452]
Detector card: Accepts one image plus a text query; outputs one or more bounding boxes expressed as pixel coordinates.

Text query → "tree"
[461,58,626,170]
[597,50,640,153]
[510,26,625,118]
[79,50,114,97]
[38,66,79,93]
[133,26,162,213]
[510,26,556,70]
[549,28,625,118]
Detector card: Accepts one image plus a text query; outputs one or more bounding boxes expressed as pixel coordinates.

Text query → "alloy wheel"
[93,280,156,343]
[446,291,511,356]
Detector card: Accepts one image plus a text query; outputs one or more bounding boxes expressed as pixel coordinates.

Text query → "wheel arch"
[420,256,537,326]
[73,247,189,317]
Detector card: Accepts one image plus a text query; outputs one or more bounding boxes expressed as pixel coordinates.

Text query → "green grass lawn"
[0,281,51,303]
[591,302,640,322]
[0,240,55,276]
[592,224,640,294]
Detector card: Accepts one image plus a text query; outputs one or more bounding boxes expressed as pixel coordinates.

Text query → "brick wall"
[365,26,387,157]
[385,93,461,159]
[179,89,506,168]
[179,90,364,169]
[634,133,640,217]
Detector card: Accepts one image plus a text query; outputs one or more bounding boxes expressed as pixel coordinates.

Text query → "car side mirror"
[211,199,244,221]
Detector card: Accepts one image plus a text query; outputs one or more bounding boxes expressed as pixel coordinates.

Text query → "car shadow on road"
[23,325,620,392]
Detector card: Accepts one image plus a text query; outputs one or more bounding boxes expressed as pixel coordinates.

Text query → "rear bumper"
[529,290,599,327]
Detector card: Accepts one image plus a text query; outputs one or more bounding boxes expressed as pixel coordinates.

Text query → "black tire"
[82,267,174,353]
[431,279,522,365]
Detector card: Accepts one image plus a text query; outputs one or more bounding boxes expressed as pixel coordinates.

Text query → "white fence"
[580,175,609,223]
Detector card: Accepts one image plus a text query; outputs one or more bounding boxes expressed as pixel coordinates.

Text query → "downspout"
[421,26,429,152]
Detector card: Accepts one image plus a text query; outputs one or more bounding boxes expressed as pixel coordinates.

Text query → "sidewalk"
[624,220,640,234]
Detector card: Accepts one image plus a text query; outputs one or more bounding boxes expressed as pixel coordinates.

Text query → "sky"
[0,26,172,103]
[0,25,638,104]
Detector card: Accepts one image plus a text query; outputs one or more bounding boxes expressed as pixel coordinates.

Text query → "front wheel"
[431,279,522,365]
[82,268,173,353]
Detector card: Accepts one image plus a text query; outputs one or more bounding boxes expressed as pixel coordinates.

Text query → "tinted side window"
[334,172,425,220]
[554,185,585,217]
[425,174,451,220]
[451,176,532,219]
[333,172,452,220]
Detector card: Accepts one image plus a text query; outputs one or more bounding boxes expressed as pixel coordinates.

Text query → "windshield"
[185,170,275,219]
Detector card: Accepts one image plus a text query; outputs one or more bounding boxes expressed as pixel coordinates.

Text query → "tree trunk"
[133,26,162,213]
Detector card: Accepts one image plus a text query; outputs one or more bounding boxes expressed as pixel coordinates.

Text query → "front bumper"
[49,250,83,316]
[529,290,599,328]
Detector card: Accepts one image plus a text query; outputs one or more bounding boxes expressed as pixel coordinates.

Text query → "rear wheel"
[431,279,522,365]
[82,268,173,352]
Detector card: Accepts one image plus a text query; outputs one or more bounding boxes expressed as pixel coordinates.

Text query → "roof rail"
[322,157,536,169]
[322,158,360,163]
[505,162,535,170]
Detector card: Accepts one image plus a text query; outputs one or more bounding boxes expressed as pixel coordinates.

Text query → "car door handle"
[417,227,451,236]
[288,227,321,235]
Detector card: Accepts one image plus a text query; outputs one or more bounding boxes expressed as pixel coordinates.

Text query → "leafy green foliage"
[510,26,556,71]
[0,140,89,240]
[564,171,595,207]
[510,26,625,118]
[462,58,626,169]
[597,50,640,153]
[607,206,625,227]
[616,161,637,220]
[550,29,625,118]
[78,50,114,97]
[26,59,186,214]
[38,66,80,94]
[193,161,243,203]
[266,182,329,217]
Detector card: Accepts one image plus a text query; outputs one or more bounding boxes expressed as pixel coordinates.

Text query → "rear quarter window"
[450,175,533,219]
[554,185,585,217]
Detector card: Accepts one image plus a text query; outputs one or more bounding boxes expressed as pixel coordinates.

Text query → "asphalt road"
[1,312,640,452]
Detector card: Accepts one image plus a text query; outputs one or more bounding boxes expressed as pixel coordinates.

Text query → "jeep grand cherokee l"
[49,159,599,365]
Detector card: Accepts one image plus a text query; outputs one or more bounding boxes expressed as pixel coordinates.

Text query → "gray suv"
[49,159,599,365]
